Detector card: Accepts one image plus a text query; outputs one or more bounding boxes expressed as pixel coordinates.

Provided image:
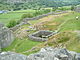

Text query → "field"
[0,10,36,25]
[2,38,41,53]
[37,11,80,32]
[2,11,80,55]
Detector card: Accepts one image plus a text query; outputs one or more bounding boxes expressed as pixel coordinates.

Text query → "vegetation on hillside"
[2,11,80,55]
[0,0,80,10]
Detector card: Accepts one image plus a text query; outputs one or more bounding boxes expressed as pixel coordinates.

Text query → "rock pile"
[0,47,80,60]
[29,47,80,60]
[0,52,28,60]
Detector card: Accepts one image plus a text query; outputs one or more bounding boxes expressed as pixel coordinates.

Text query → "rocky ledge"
[0,47,80,60]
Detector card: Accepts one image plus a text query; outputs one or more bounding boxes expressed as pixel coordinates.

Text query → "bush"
[71,6,75,11]
[7,20,17,28]
[21,13,34,19]
[57,37,69,43]
[21,9,51,20]
[43,9,51,13]
[34,11,42,16]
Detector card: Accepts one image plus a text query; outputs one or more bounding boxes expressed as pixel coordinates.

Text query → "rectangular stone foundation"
[28,30,55,42]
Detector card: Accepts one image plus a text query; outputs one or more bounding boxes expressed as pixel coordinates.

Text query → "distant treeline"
[0,0,80,10]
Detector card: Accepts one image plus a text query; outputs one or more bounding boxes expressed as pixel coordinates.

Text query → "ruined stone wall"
[0,23,14,48]
[10,11,68,31]
[23,11,68,22]
[28,30,55,42]
[74,6,80,12]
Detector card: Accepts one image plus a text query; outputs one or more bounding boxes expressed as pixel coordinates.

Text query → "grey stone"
[0,52,29,60]
[0,47,80,60]
[28,47,80,60]
[10,11,68,31]
[0,23,14,49]
[28,30,55,42]
[74,6,80,12]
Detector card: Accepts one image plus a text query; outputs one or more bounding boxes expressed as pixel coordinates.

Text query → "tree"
[7,20,17,28]
[71,6,75,11]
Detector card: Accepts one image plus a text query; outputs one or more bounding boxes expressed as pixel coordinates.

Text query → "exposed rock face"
[74,6,80,12]
[29,47,80,60]
[0,52,28,60]
[0,47,80,60]
[0,23,14,49]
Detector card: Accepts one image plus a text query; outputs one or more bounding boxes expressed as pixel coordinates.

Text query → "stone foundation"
[28,30,55,42]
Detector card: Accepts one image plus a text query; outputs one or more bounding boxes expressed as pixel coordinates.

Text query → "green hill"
[0,0,80,10]
[2,11,80,55]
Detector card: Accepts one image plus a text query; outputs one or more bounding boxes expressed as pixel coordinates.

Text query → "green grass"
[60,12,80,32]
[2,38,41,53]
[66,33,80,53]
[0,10,36,25]
[2,11,80,55]
[37,11,80,53]
[43,12,80,32]
[67,39,80,53]
[29,20,42,24]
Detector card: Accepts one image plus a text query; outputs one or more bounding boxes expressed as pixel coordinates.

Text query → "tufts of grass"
[2,38,41,53]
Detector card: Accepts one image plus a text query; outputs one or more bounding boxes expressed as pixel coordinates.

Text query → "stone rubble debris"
[0,47,80,60]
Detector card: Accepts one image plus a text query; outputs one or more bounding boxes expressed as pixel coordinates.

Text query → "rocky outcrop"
[74,6,80,12]
[0,47,80,60]
[0,52,28,60]
[0,23,14,49]
[29,47,80,60]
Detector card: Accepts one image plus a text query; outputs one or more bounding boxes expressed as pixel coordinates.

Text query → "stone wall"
[10,11,68,31]
[23,11,68,22]
[28,30,56,42]
[74,6,80,12]
[0,23,14,49]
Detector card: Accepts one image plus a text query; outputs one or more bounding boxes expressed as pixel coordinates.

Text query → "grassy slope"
[0,10,35,25]
[2,38,41,53]
[39,12,80,32]
[33,11,80,53]
[25,11,80,53]
[2,11,80,55]
[49,31,80,52]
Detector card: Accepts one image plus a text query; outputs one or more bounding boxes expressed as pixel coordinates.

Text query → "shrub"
[21,13,34,19]
[34,10,42,16]
[43,9,51,13]
[57,37,69,43]
[21,9,51,21]
[7,20,17,28]
[71,6,75,11]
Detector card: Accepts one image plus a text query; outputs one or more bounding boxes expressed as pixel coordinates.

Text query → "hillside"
[1,0,80,3]
[0,0,80,60]
[2,11,80,55]
[0,0,80,10]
